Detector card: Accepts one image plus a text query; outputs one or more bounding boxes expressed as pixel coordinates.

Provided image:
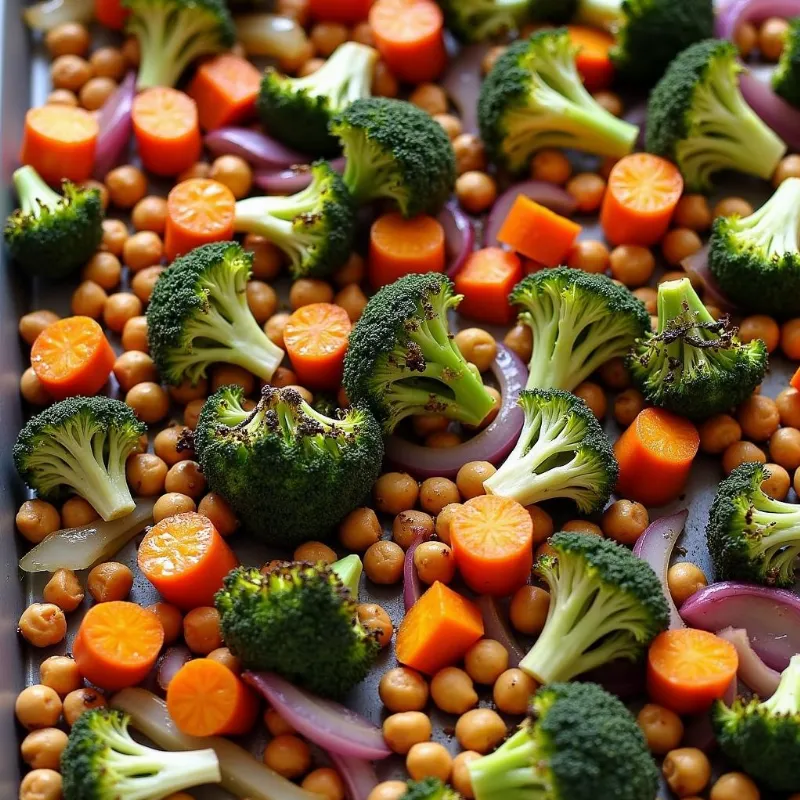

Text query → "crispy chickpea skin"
[383,711,432,755]
[127,453,168,496]
[602,499,649,545]
[393,509,435,549]
[662,748,711,796]
[414,541,456,585]
[419,477,460,515]
[373,472,419,515]
[63,687,106,726]
[19,603,67,648]
[364,540,404,584]
[379,667,429,712]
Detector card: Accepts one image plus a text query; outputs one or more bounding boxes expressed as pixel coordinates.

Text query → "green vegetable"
[519,532,668,684]
[402,778,462,800]
[469,681,659,800]
[331,98,456,218]
[233,161,356,278]
[4,165,103,279]
[628,277,767,420]
[772,17,800,108]
[342,272,496,434]
[484,389,617,513]
[511,267,650,392]
[146,240,284,386]
[646,39,786,192]
[436,0,535,42]
[478,29,638,173]
[216,558,380,698]
[194,385,383,545]
[13,397,145,523]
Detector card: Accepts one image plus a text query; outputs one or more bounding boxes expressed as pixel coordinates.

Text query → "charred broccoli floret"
[772,17,800,107]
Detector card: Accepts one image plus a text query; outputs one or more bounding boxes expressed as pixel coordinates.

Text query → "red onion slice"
[254,157,347,195]
[205,127,308,170]
[739,71,800,153]
[244,672,391,760]
[717,627,781,698]
[442,44,489,135]
[440,201,476,278]
[715,0,800,39]
[326,751,379,800]
[681,244,736,312]
[476,595,525,668]
[385,343,527,479]
[633,509,689,630]
[93,72,136,180]
[403,533,432,611]
[156,646,192,692]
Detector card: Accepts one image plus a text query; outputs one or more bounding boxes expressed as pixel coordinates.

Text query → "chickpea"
[131,195,168,234]
[357,603,393,647]
[504,323,533,362]
[63,688,106,726]
[493,668,538,716]
[289,278,334,309]
[105,165,147,209]
[778,388,800,429]
[760,16,789,61]
[738,394,780,441]
[774,154,800,187]
[208,155,252,199]
[567,173,606,213]
[523,505,552,546]
[71,280,107,318]
[480,43,506,73]
[663,748,711,796]
[379,667,429,712]
[51,54,92,91]
[465,639,509,685]
[410,416,447,441]
[407,741,452,782]
[264,707,296,736]
[333,508,379,553]
[153,493,196,523]
[47,87,78,105]
[123,230,164,271]
[236,283,278,329]
[334,283,367,322]
[168,377,208,406]
[302,767,346,800]
[453,133,486,174]
[101,218,128,256]
[734,20,758,57]
[393,510,435,549]
[20,367,49,406]
[723,440,766,474]
[667,562,707,607]
[426,430,463,448]
[19,604,66,648]
[417,477,458,516]
[46,22,90,57]
[16,500,60,545]
[673,194,712,231]
[714,196,754,219]
[455,708,506,754]
[368,58,397,97]
[637,704,684,755]
[456,171,497,214]
[374,472,419,515]
[368,782,408,800]
[21,727,69,771]
[711,772,760,800]
[265,312,290,347]
[139,604,181,649]
[401,82,446,115]
[294,540,337,564]
[163,458,207,502]
[601,499,649,546]
[131,265,164,303]
[19,310,59,346]
[509,585,550,636]
[633,286,658,314]
[206,647,241,674]
[79,253,119,293]
[269,366,297,389]
[308,20,346,54]
[433,113,462,140]
[434,503,461,545]
[452,750,480,799]
[761,462,792,502]
[182,398,204,431]
[768,429,800,474]
[574,381,606,419]
[414,541,456,585]
[210,364,255,396]
[124,381,168,424]
[79,75,116,110]
[454,461,494,500]
[329,255,364,290]
[285,384,313,404]
[125,453,166,497]
[183,606,222,654]
[567,239,610,273]
[531,149,572,185]
[662,228,702,266]
[61,496,98,528]
[19,769,62,800]
[700,413,742,455]
[263,733,311,779]
[40,656,81,697]
[740,316,780,354]
[43,569,84,613]
[103,292,142,335]
[16,686,62,730]
[383,711,432,755]
[612,388,643,428]
[90,46,126,80]
[87,561,134,603]
[454,330,496,374]
[364,540,404,585]
[561,519,603,538]
[609,245,655,287]
[350,19,374,45]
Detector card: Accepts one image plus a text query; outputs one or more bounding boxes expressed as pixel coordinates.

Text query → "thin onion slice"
[23,0,93,30]
[717,627,780,698]
[254,157,346,195]
[93,72,136,179]
[156,646,192,692]
[681,244,735,312]
[715,0,800,39]
[439,201,476,278]
[441,44,488,135]
[403,533,432,611]
[739,70,800,154]
[476,595,524,668]
[327,751,379,800]
[205,127,308,170]
[234,13,310,59]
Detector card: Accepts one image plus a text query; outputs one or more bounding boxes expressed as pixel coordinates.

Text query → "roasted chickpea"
[101,218,128,256]
[523,505,552,546]
[289,278,334,309]
[368,782,408,800]
[602,499,649,545]
[714,196,753,218]
[20,367,50,406]
[504,323,533,362]
[123,230,164,271]
[412,415,451,438]
[531,149,571,185]
[71,280,107,318]
[667,562,707,607]
[63,688,106,726]
[16,685,62,730]
[456,171,497,214]
[309,20,346,54]
[45,22,90,57]
[285,384,313,404]
[47,87,78,105]
[662,228,702,266]
[574,381,606,419]
[760,16,789,60]
[168,377,208,406]
[146,602,182,644]
[60,496,97,528]
[334,283,367,322]
[383,712,432,755]
[493,668,538,716]
[157,457,205,501]
[265,312,290,347]
[51,53,92,91]
[760,461,791,500]
[294,540,337,563]
[769,427,800,470]
[404,82,446,114]
[371,58,399,97]
[778,387,800,428]
[79,75,116,110]
[19,310,59,346]
[206,646,241,674]
[131,195,168,233]
[407,742,452,782]
[433,113,462,139]
[455,708,506,754]
[709,772,760,800]
[414,541,456,585]
[670,193,711,232]
[19,604,66,648]
[90,46,126,79]
[337,507,381,552]
[734,19,758,57]
[454,328,497,373]
[40,656,81,697]
[774,154,800,187]
[125,381,169,424]
[612,388,644,428]
[42,568,84,613]
[357,603,393,647]
[452,750,480,799]
[183,398,205,430]
[453,133,486,174]
[379,667,429,712]
[263,733,311,779]
[125,452,167,496]
[592,89,623,116]
[482,43,507,73]
[663,748,711,796]
[509,585,550,636]
[21,727,68,772]
[567,173,606,213]
[434,502,461,545]
[350,20,374,45]
[374,472,419,515]
[19,769,62,800]
[455,461,495,500]
[419,477,460,515]
[154,423,192,463]
[103,292,142,335]
[609,245,655,287]
[268,366,297,388]
[243,233,282,277]
[209,155,252,199]
[567,239,610,273]
[106,165,147,209]
[723,440,766,474]
[632,286,657,314]
[637,704,684,755]
[465,639,509,685]
[153,492,196,523]
[393,510,435,549]
[740,314,780,352]
[79,253,120,293]
[131,265,164,304]
[183,606,222,654]
[210,364,255,396]
[364,540,405,585]
[699,413,742,454]
[302,767,346,800]
[738,394,780,441]
[426,430,463,448]
[264,707,296,736]
[16,500,60,545]
[87,561,133,603]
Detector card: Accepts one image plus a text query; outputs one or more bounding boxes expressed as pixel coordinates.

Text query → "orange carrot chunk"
[454,248,524,325]
[614,407,700,507]
[567,25,615,92]
[94,0,129,29]
[496,195,582,267]
[310,0,374,23]
[791,366,800,391]
[188,54,262,131]
[396,581,484,675]
[647,628,739,715]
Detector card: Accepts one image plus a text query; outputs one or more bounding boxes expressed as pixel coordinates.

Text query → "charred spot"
[405,342,426,372]
[176,427,195,452]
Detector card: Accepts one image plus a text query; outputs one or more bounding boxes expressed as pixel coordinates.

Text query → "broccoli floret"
[146,241,284,386]
[61,708,221,799]
[437,0,535,42]
[511,268,650,392]
[343,272,496,434]
[4,166,103,279]
[484,389,617,513]
[713,654,800,793]
[332,98,456,218]
[124,0,235,89]
[707,461,800,587]
[216,559,380,698]
[13,397,145,522]
[402,778,462,800]
[468,681,659,800]
[478,30,639,173]
[257,42,378,155]
[646,39,787,192]
[195,385,383,544]
[772,17,800,107]
[234,161,355,278]
[708,177,800,316]
[628,278,767,420]
[519,532,668,684]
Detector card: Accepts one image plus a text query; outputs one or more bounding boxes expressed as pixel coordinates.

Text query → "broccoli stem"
[293,42,377,109]
[763,655,800,715]
[732,177,800,256]
[340,134,402,206]
[331,554,363,598]
[746,499,800,577]
[13,166,63,216]
[575,0,622,31]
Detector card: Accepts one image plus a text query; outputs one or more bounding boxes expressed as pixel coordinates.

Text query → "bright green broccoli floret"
[332,98,456,218]
[124,0,234,89]
[628,278,767,420]
[61,708,221,799]
[468,682,659,800]
[13,397,145,523]
[772,18,800,107]
[519,533,669,684]
[342,272,496,434]
[478,29,639,173]
[511,268,649,392]
[195,385,383,544]
[713,654,800,793]
[234,161,355,278]
[484,390,617,513]
[4,166,103,279]
[146,241,284,386]
[708,177,800,316]
[257,42,378,155]
[216,559,381,698]
[437,0,535,41]
[646,39,786,192]
[707,461,800,587]
[402,778,462,800]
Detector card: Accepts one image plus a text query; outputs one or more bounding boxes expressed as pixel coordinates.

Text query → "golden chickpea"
[562,519,604,537]
[21,727,69,770]
[523,505,552,546]
[177,161,211,183]
[123,230,164,271]
[211,363,255,395]
[379,667,429,712]
[433,113,462,140]
[699,413,742,454]
[125,381,169,424]
[19,604,66,648]
[81,179,110,208]
[383,712,432,755]
[781,319,800,361]
[503,323,533,363]
[131,265,164,304]
[79,253,119,293]
[714,196,753,219]
[51,53,92,91]
[294,540,337,564]
[19,769,62,800]
[662,228,702,266]
[393,510,435,549]
[594,357,629,391]
[350,20,374,45]
[265,311,290,347]
[90,45,126,79]
[205,647,241,674]
[46,22,90,57]
[364,540,405,585]
[16,685,62,730]
[778,387,800,427]
[419,477,460,516]
[769,428,800,471]
[131,195,168,234]
[101,218,128,256]
[663,748,712,796]
[47,87,78,105]
[333,253,365,288]
[357,603,393,647]
[567,173,606,213]
[40,656,81,697]
[182,398,204,431]
[143,603,181,646]
[414,541,456,585]
[426,430,463,448]
[104,292,143,334]
[710,772,760,800]
[43,568,84,613]
[406,82,446,115]
[465,639,509,685]
[289,278,334,309]
[263,733,312,779]
[738,394,780,441]
[336,507,380,552]
[637,704,684,755]
[455,328,497,373]
[106,165,147,209]
[455,708,506,754]
[335,283,368,322]
[407,741,452,782]
[633,286,657,314]
[673,194,712,231]
[453,133,487,174]
[125,453,167,497]
[761,461,791,500]
[609,244,655,287]
[302,767,346,800]
[16,499,60,544]
[723,440,766,474]
[493,668,538,716]
[79,75,116,110]
[602,499,649,546]
[567,239,610,273]
[368,782,408,800]
[456,461,495,500]
[531,149,572,185]
[285,384,313,403]
[509,585,550,636]
[774,154,800,187]
[456,171,498,214]
[411,415,448,439]
[19,310,59,346]
[593,89,623,116]
[61,496,98,528]
[242,280,278,325]
[269,366,298,388]
[667,562,707,607]
[71,280,107,318]
[310,21,347,54]
[372,60,399,97]
[452,750,480,799]
[183,606,222,654]
[264,707,296,736]
[164,460,206,499]
[435,502,462,545]
[87,561,133,603]
[612,388,643,428]
[760,16,789,61]
[168,377,208,406]
[574,381,606,419]
[734,20,758,57]
[209,155,253,199]
[63,688,106,726]
[374,472,419,515]
[153,492,196,523]
[481,43,507,73]
[20,367,50,406]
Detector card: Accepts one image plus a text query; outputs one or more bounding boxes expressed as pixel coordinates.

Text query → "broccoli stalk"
[773,17,800,107]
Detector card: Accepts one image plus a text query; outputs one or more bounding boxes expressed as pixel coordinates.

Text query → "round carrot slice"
[165,178,236,261]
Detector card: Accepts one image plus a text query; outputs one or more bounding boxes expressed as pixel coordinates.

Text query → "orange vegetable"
[138,512,239,610]
[188,54,261,131]
[284,303,352,391]
[94,0,129,29]
[167,658,259,737]
[454,248,523,325]
[20,105,98,185]
[396,581,484,674]
[567,25,615,92]
[614,407,700,507]
[30,316,115,401]
[368,212,446,288]
[450,495,534,597]
[369,0,447,84]
[73,601,164,691]
[132,87,202,177]
[496,195,582,267]
[791,366,800,391]
[601,153,684,247]
[164,179,236,261]
[647,628,739,715]
[310,0,374,23]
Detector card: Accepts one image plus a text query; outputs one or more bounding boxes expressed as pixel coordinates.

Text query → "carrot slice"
[454,248,523,325]
[450,495,534,597]
[164,179,236,262]
[20,105,99,185]
[791,366,800,391]
[567,25,615,92]
[368,212,446,288]
[30,316,115,400]
[138,512,239,610]
[167,658,259,737]
[614,407,700,507]
[188,54,261,132]
[284,303,352,391]
[94,0,129,29]
[601,153,684,247]
[369,0,447,84]
[310,0,374,24]
[132,87,202,177]
[73,601,164,691]
[396,581,484,675]
[647,629,739,715]
[496,195,582,267]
